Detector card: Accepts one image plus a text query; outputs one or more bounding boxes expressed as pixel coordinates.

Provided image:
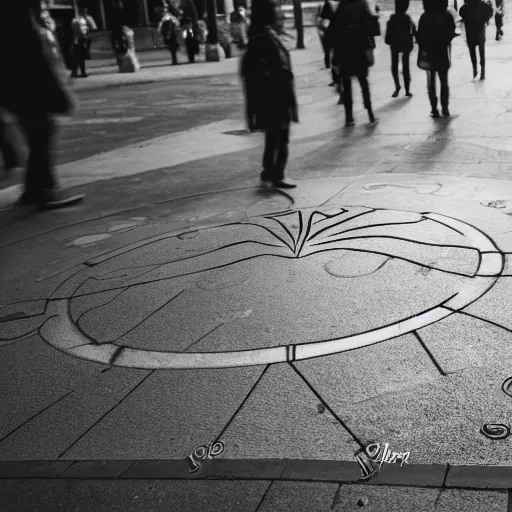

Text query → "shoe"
[480,71,485,80]
[392,88,400,98]
[473,68,478,78]
[345,118,355,126]
[368,117,379,126]
[405,91,413,97]
[442,108,450,117]
[38,190,85,210]
[273,180,297,189]
[368,111,377,124]
[80,74,89,78]
[431,109,440,118]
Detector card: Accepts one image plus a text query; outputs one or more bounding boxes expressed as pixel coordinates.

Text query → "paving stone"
[0,336,105,442]
[258,481,339,512]
[435,489,508,511]
[60,365,266,459]
[0,479,270,512]
[0,367,149,460]
[332,484,440,511]
[0,461,72,479]
[220,364,358,460]
[59,461,135,479]
[446,465,512,489]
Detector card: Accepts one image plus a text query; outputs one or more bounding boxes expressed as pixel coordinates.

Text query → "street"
[3,13,512,512]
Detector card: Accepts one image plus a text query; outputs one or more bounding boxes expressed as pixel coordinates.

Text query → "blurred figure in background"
[385,0,416,97]
[317,0,336,70]
[417,0,457,117]
[459,0,493,78]
[0,0,84,208]
[70,7,97,78]
[330,0,379,126]
[241,0,298,189]
[495,0,504,40]
[159,6,181,64]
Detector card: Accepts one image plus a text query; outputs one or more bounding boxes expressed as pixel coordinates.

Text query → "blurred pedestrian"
[459,0,493,78]
[495,0,504,40]
[230,6,249,49]
[0,0,84,208]
[330,0,380,126]
[385,0,416,97]
[417,0,458,117]
[159,7,180,64]
[241,0,298,189]
[111,24,140,72]
[317,0,336,71]
[70,7,97,78]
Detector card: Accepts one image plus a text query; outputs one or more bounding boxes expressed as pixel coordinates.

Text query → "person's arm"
[86,15,97,31]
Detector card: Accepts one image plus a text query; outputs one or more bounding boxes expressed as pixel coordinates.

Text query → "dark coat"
[416,10,456,71]
[241,26,298,131]
[330,0,376,77]
[459,0,493,45]
[385,13,416,53]
[0,0,74,116]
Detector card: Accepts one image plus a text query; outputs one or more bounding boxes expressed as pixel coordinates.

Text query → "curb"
[0,460,511,489]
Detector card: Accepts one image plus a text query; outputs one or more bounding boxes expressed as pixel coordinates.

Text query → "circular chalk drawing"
[38,207,503,369]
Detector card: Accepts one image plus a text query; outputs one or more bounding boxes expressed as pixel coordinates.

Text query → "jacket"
[417,10,456,71]
[241,26,298,131]
[459,0,493,45]
[385,13,416,52]
[329,0,376,76]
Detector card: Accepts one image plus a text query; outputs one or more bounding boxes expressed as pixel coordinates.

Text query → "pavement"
[2,8,512,512]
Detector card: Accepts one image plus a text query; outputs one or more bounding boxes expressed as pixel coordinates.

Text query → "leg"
[468,45,477,77]
[342,74,354,125]
[479,43,485,78]
[357,71,375,122]
[71,45,79,77]
[261,127,278,181]
[274,124,290,183]
[0,116,20,170]
[439,69,450,116]
[321,37,330,69]
[79,57,87,77]
[17,111,56,199]
[402,52,411,95]
[391,48,400,95]
[427,70,439,116]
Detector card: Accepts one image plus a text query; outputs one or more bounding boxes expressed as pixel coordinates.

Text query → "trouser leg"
[402,51,411,92]
[357,72,372,111]
[468,45,477,74]
[18,111,56,197]
[321,37,330,68]
[342,74,353,121]
[479,43,485,76]
[439,69,449,110]
[274,125,290,182]
[391,48,400,90]
[427,70,438,111]
[79,57,86,76]
[0,116,20,169]
[262,127,278,180]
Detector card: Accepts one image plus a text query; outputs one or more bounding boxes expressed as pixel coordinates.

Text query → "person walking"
[241,0,298,189]
[70,7,97,78]
[459,0,493,78]
[0,0,84,208]
[330,0,380,126]
[317,0,336,71]
[495,0,504,40]
[416,0,458,117]
[385,0,416,97]
[159,7,180,65]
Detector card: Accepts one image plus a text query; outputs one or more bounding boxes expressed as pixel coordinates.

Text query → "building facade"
[46,0,243,29]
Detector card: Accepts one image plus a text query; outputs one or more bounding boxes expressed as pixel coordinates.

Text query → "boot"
[345,105,354,126]
[368,108,378,125]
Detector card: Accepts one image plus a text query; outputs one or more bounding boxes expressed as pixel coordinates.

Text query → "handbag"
[365,48,375,67]
[417,48,431,70]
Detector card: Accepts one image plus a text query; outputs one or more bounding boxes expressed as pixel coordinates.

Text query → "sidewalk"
[3,15,512,512]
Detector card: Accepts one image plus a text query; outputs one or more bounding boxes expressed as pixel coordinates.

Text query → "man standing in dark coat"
[459,0,493,78]
[241,0,299,189]
[0,0,83,208]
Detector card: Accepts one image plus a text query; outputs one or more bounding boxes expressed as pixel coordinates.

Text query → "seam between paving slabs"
[0,460,511,490]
